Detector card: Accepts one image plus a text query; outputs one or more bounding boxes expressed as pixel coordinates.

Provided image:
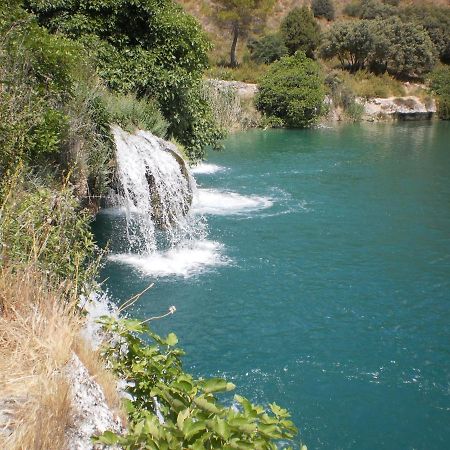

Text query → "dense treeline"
[242,0,450,124]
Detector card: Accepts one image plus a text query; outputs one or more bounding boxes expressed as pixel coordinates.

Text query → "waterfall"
[111,126,205,255]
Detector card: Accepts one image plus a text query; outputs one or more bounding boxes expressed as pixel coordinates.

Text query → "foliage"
[399,5,450,64]
[320,20,374,72]
[321,18,437,78]
[429,66,450,120]
[214,0,275,67]
[247,34,288,65]
[101,92,169,137]
[280,7,321,58]
[368,18,437,78]
[95,316,300,449]
[343,0,396,19]
[325,71,362,121]
[256,52,325,128]
[201,81,260,131]
[312,0,335,21]
[27,0,223,161]
[205,62,269,84]
[0,173,98,290]
[0,1,117,200]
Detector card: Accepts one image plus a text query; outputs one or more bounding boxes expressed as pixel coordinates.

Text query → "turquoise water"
[94,122,450,449]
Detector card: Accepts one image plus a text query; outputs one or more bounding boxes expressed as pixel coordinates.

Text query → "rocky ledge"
[361,96,436,121]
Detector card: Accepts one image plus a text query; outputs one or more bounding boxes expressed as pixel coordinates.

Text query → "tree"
[280,7,321,58]
[320,20,374,72]
[399,5,450,64]
[369,18,437,78]
[215,0,275,67]
[256,52,325,127]
[312,0,336,21]
[26,0,223,161]
[247,34,288,64]
[429,66,450,120]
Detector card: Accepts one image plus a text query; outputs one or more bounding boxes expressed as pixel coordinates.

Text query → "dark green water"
[94,122,450,449]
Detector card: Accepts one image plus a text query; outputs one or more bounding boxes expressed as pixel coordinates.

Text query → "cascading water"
[103,126,271,277]
[111,126,205,255]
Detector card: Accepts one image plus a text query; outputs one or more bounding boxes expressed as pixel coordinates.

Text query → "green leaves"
[97,316,301,448]
[256,52,325,128]
[28,0,223,160]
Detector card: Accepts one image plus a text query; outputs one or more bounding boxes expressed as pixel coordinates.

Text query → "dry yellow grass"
[0,268,124,449]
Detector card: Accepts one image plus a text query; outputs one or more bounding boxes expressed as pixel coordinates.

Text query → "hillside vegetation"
[177,0,449,124]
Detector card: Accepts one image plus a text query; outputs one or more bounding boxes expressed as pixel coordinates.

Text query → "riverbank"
[207,79,439,128]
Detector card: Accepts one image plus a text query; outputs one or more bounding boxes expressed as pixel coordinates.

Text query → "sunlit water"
[93,122,450,449]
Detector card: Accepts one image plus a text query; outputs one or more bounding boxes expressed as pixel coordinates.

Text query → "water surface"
[94,122,450,449]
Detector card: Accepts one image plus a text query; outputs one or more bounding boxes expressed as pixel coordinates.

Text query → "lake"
[94,122,450,449]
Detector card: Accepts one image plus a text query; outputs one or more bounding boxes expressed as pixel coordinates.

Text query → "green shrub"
[321,18,437,78]
[95,316,301,449]
[280,7,321,58]
[343,0,396,19]
[429,66,450,120]
[320,20,374,72]
[343,2,361,17]
[28,0,223,161]
[101,92,168,137]
[312,0,335,21]
[0,176,98,289]
[247,34,288,64]
[256,52,325,127]
[399,5,450,64]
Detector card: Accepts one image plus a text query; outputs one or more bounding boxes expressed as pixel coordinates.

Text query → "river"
[94,122,450,449]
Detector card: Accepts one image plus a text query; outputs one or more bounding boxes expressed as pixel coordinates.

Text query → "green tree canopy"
[247,34,288,64]
[256,52,325,127]
[399,5,450,64]
[312,0,336,21]
[321,18,437,78]
[26,0,223,160]
[369,17,437,78]
[214,0,275,67]
[280,7,321,58]
[320,20,374,72]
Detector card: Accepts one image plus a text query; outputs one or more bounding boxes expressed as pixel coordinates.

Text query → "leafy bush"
[369,18,437,78]
[280,7,321,58]
[95,316,301,449]
[312,0,335,21]
[429,66,450,120]
[343,0,396,19]
[320,20,374,72]
[0,175,98,289]
[101,92,168,137]
[27,0,223,161]
[256,52,325,127]
[321,18,437,78]
[399,5,450,64]
[248,34,288,64]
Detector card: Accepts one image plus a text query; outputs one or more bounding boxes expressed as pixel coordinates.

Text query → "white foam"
[109,240,228,278]
[190,163,225,174]
[193,189,273,216]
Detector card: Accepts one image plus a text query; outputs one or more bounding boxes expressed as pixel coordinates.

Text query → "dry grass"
[0,267,124,449]
[0,269,79,449]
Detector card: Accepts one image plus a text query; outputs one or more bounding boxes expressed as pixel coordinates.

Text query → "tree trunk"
[230,23,239,68]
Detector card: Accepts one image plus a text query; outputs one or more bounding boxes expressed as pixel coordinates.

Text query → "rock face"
[207,79,258,99]
[361,96,436,121]
[65,354,123,450]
